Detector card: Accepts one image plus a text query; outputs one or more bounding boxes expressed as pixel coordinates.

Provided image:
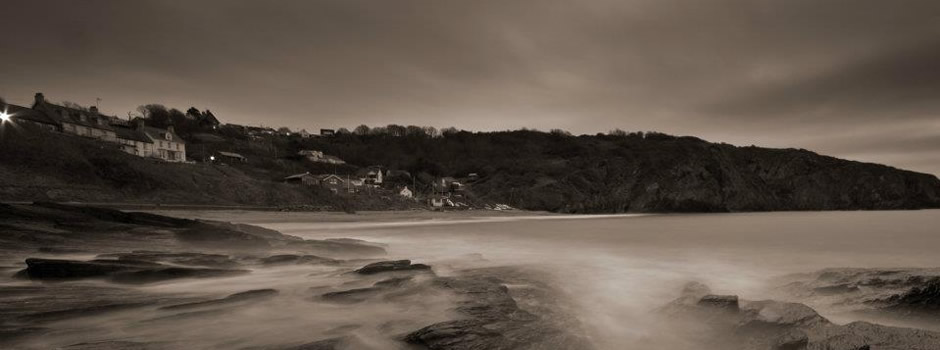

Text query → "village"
[0,92,513,211]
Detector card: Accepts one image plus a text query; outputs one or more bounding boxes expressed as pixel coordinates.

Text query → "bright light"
[0,110,10,123]
[209,156,216,161]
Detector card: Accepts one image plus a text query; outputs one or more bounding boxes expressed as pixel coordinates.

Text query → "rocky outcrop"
[403,267,594,350]
[0,202,387,258]
[355,260,431,275]
[776,268,940,321]
[160,289,279,310]
[16,258,249,284]
[660,282,940,350]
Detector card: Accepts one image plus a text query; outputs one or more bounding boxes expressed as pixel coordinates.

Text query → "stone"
[354,260,431,275]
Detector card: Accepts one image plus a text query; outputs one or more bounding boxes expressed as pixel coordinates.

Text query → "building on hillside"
[141,124,186,162]
[217,151,247,163]
[112,123,153,156]
[314,174,345,193]
[198,110,221,130]
[357,166,384,186]
[399,186,414,198]
[320,129,335,136]
[297,129,312,138]
[4,103,59,131]
[4,93,186,162]
[284,172,318,186]
[32,93,118,142]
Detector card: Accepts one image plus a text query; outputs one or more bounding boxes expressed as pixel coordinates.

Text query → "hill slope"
[2,126,938,213]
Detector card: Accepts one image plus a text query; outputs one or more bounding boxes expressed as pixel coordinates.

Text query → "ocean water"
[169,209,940,349]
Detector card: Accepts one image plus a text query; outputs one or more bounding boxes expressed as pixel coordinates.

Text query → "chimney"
[89,106,99,114]
[34,92,45,104]
[167,125,175,134]
[134,118,145,131]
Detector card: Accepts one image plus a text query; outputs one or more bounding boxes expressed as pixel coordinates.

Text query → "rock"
[659,282,940,350]
[260,254,338,266]
[17,258,248,284]
[98,251,240,268]
[320,287,384,304]
[354,260,431,275]
[771,329,808,350]
[160,289,278,310]
[697,294,739,311]
[403,267,594,350]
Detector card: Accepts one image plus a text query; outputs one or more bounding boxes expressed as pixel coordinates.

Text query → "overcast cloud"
[1,0,938,174]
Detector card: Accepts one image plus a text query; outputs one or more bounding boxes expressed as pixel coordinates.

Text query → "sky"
[1,0,939,175]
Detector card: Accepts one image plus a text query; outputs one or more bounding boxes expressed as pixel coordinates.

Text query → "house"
[356,166,384,186]
[5,93,185,162]
[434,177,464,193]
[284,172,318,186]
[467,173,480,181]
[32,93,118,142]
[112,123,153,157]
[4,103,59,131]
[315,174,345,193]
[217,151,247,162]
[297,129,312,138]
[140,124,186,162]
[399,186,414,198]
[198,110,221,130]
[320,129,335,136]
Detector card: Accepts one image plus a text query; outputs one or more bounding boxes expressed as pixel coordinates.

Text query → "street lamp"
[0,110,11,123]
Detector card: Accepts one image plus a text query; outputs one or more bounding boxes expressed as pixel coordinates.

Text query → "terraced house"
[4,92,187,162]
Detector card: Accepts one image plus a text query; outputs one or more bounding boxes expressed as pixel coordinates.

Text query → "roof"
[218,151,246,159]
[315,174,344,182]
[141,126,184,143]
[321,155,345,162]
[112,125,153,143]
[3,103,59,125]
[34,100,115,131]
[284,172,313,180]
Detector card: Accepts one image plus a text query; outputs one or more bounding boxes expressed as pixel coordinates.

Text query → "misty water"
[7,209,940,349]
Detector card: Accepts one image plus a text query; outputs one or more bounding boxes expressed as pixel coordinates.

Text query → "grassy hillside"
[3,123,939,213]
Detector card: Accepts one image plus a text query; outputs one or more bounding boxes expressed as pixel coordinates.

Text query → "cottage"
[399,186,414,198]
[320,129,335,136]
[32,93,117,142]
[140,124,186,162]
[112,123,153,157]
[315,174,345,193]
[4,103,58,131]
[356,166,385,186]
[5,93,185,162]
[284,172,318,186]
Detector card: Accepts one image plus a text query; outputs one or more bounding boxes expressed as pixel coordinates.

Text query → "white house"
[399,186,414,198]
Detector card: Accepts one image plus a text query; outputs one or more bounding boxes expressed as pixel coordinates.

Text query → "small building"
[32,93,118,142]
[112,124,153,156]
[320,129,335,136]
[315,174,345,193]
[141,124,186,162]
[217,151,247,163]
[284,172,318,186]
[357,166,384,186]
[467,173,480,181]
[399,186,414,198]
[4,103,59,131]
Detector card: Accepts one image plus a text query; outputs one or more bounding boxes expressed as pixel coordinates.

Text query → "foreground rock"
[660,282,940,350]
[0,202,386,258]
[354,260,431,275]
[775,268,940,322]
[404,267,594,350]
[16,258,249,284]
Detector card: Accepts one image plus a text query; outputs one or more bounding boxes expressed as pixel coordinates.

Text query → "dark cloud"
[1,0,938,174]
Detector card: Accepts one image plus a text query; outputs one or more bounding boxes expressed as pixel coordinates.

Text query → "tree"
[337,127,351,135]
[277,127,292,135]
[186,107,201,119]
[387,124,406,137]
[354,124,371,135]
[441,127,460,136]
[137,104,171,128]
